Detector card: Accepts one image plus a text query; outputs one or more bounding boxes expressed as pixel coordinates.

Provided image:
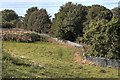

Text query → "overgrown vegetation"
[1,1,120,78]
[23,7,51,33]
[2,29,41,42]
[0,22,15,28]
[84,18,120,59]
[50,2,87,41]
[1,29,50,42]
[27,8,51,33]
[0,9,18,28]
[23,7,39,29]
[2,33,41,42]
[49,2,120,59]
[2,41,118,78]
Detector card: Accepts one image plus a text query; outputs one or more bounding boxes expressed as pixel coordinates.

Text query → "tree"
[112,7,120,22]
[16,16,24,28]
[83,5,113,43]
[16,20,23,28]
[0,22,15,28]
[50,2,87,41]
[87,5,113,21]
[84,18,120,59]
[23,7,38,29]
[1,9,18,22]
[0,9,18,28]
[27,8,51,33]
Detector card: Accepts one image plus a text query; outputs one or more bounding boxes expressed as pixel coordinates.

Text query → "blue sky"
[0,0,119,18]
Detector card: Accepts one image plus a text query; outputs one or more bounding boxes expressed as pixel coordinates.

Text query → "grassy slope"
[2,41,119,78]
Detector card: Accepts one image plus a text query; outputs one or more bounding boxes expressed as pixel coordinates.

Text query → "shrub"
[76,37,84,43]
[0,22,15,28]
[40,36,49,42]
[23,33,41,42]
[2,33,41,42]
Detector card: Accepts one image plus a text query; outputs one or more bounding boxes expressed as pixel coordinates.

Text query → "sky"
[0,0,120,18]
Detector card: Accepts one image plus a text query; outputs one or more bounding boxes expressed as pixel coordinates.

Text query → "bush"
[76,37,84,43]
[0,22,15,28]
[2,33,41,42]
[23,33,41,42]
[83,18,120,59]
[40,36,49,42]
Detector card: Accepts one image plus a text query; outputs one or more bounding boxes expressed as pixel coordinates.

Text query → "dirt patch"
[72,43,96,66]
[73,52,82,63]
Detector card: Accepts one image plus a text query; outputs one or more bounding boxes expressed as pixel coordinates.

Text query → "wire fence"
[84,55,120,68]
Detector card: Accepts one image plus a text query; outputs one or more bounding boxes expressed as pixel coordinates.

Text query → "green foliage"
[28,8,51,33]
[50,2,87,41]
[40,36,49,42]
[76,37,84,43]
[16,20,23,28]
[84,18,120,59]
[1,9,18,22]
[0,22,15,28]
[50,3,113,42]
[23,7,38,29]
[0,9,19,28]
[112,7,120,19]
[22,7,51,33]
[82,6,118,59]
[87,5,113,21]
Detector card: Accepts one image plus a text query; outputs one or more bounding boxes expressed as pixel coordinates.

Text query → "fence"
[84,55,120,68]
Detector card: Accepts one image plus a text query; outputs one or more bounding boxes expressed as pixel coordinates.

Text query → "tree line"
[1,2,120,59]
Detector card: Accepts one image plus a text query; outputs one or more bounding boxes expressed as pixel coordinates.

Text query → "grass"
[2,41,119,78]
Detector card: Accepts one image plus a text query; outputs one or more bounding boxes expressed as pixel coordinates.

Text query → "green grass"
[2,41,119,78]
